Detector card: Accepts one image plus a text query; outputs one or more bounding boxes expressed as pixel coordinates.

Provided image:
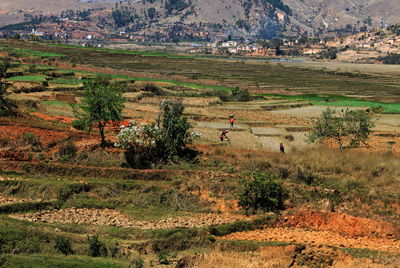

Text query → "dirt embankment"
[223,210,400,253]
[279,210,399,238]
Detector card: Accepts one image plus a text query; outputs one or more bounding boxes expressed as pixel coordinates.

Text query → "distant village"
[1,10,400,60]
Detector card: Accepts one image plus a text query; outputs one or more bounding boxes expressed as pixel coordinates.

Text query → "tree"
[308,108,375,150]
[147,8,157,20]
[0,59,17,116]
[73,75,125,146]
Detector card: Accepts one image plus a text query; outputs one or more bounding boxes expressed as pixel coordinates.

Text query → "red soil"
[32,112,74,124]
[0,125,69,146]
[279,210,399,238]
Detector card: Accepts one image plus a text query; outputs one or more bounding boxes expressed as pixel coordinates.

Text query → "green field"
[263,94,400,113]
[8,75,47,82]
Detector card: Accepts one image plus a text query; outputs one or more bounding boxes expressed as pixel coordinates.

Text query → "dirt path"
[10,208,248,229]
[223,227,400,253]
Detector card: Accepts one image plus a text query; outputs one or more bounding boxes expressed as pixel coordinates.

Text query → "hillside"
[0,0,400,39]
[284,0,400,33]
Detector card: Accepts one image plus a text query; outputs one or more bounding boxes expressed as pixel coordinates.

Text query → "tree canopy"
[73,75,126,146]
[308,108,375,150]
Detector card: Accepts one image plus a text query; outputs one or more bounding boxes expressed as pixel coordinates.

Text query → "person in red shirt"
[220,129,229,141]
[229,114,235,129]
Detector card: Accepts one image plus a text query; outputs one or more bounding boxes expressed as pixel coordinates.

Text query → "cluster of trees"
[378,53,400,65]
[388,24,400,36]
[165,0,190,15]
[73,75,198,168]
[262,0,291,15]
[111,8,139,28]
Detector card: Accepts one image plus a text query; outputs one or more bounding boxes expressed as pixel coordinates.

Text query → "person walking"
[279,141,285,153]
[229,114,235,129]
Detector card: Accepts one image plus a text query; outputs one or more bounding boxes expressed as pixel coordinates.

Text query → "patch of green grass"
[263,93,400,113]
[217,239,291,252]
[43,100,70,107]
[340,247,380,259]
[8,75,47,82]
[0,254,127,268]
[51,78,82,85]
[13,48,64,58]
[131,77,233,91]
[209,216,273,236]
[54,43,191,59]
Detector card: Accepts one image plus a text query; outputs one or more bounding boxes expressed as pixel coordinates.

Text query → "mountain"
[0,0,399,39]
[284,0,400,34]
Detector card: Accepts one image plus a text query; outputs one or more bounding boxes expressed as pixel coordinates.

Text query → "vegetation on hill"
[0,59,17,116]
[379,53,400,65]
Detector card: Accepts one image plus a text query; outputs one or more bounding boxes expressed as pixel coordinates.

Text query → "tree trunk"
[99,122,106,147]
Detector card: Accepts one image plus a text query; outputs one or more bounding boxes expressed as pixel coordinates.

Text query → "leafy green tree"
[308,108,375,150]
[239,172,286,214]
[73,75,125,146]
[0,59,17,116]
[156,100,193,160]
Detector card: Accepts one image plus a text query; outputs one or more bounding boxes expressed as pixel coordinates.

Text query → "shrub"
[157,250,171,265]
[117,101,199,168]
[19,132,42,152]
[58,139,77,162]
[142,83,163,95]
[54,236,74,255]
[238,172,286,214]
[132,259,144,268]
[87,235,107,257]
[72,118,87,131]
[296,167,315,185]
[231,88,253,102]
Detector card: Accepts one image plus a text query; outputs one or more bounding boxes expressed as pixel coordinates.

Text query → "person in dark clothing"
[279,141,285,153]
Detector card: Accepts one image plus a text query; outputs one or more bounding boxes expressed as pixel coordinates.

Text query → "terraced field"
[0,39,399,267]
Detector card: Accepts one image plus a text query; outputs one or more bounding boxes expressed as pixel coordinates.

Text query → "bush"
[157,250,171,265]
[132,259,144,268]
[87,235,107,257]
[58,139,78,162]
[72,119,87,131]
[238,172,286,214]
[19,132,42,152]
[54,236,74,255]
[117,101,198,168]
[142,83,163,95]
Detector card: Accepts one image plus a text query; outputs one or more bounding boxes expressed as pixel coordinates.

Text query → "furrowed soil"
[11,208,248,229]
